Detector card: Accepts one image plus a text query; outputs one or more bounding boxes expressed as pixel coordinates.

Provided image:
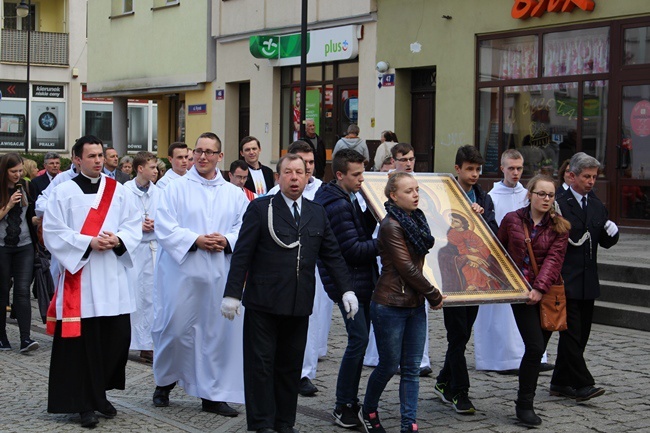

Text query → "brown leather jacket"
[372,216,443,308]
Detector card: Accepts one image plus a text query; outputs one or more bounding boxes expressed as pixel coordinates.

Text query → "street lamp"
[16,0,31,153]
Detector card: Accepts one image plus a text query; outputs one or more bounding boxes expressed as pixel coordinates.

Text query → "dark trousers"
[0,244,34,341]
[436,305,478,394]
[48,314,131,413]
[243,309,309,431]
[551,299,595,389]
[335,301,371,406]
[511,303,552,396]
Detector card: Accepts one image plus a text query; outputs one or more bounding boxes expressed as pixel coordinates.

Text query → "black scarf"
[4,186,23,246]
[385,201,434,256]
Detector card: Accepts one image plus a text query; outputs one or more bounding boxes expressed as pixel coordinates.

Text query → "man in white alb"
[155,142,189,189]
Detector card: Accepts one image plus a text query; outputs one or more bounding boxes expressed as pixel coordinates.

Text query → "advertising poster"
[0,99,26,150]
[305,88,321,133]
[31,101,65,150]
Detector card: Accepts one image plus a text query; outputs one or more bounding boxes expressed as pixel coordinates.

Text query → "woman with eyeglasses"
[497,174,570,426]
[0,153,39,353]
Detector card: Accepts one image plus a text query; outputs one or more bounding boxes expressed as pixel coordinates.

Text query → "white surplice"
[474,181,546,371]
[43,175,142,319]
[123,179,160,351]
[152,167,249,403]
[155,169,183,190]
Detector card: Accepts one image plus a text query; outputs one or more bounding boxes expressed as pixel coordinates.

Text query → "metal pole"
[299,0,307,139]
[24,0,31,153]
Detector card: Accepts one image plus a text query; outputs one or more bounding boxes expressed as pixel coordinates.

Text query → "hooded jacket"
[332,137,370,162]
[313,181,379,303]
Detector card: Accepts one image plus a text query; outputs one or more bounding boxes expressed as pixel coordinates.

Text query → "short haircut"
[168,142,188,158]
[103,146,118,157]
[132,151,157,170]
[239,136,260,153]
[455,144,485,167]
[196,132,222,152]
[381,156,393,167]
[346,124,360,135]
[73,135,103,158]
[500,149,523,165]
[229,159,249,173]
[391,142,414,159]
[569,152,600,176]
[119,155,133,165]
[276,153,305,174]
[287,140,313,155]
[44,152,60,162]
[332,148,366,176]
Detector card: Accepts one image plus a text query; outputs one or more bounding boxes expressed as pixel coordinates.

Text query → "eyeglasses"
[531,191,555,199]
[396,157,416,163]
[193,149,221,157]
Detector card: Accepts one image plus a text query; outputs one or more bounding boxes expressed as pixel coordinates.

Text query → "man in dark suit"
[551,152,619,403]
[301,118,326,180]
[240,136,275,195]
[103,147,130,184]
[31,152,61,197]
[222,153,359,433]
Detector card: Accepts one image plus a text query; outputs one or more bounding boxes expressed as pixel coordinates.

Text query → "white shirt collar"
[569,186,587,203]
[280,192,302,214]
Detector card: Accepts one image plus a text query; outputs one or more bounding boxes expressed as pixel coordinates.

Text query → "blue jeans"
[363,302,426,431]
[335,301,371,406]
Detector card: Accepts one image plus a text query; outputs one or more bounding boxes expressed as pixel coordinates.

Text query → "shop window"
[543,27,609,77]
[624,26,650,65]
[477,88,500,173]
[291,65,322,82]
[479,35,538,82]
[337,62,359,78]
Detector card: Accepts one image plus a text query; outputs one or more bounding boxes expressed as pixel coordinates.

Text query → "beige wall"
[376,0,650,173]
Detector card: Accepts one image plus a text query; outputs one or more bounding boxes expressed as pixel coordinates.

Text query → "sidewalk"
[2,296,650,433]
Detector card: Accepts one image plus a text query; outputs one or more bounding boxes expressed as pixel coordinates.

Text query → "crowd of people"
[0,129,619,432]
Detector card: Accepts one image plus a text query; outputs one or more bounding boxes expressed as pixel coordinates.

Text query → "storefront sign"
[511,0,595,20]
[0,81,28,99]
[631,100,650,137]
[249,25,359,66]
[188,104,207,115]
[33,85,64,99]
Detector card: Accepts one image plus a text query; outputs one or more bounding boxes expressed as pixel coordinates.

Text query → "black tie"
[293,202,300,226]
[581,196,587,209]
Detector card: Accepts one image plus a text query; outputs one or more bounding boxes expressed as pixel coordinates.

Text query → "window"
[110,0,134,17]
[153,0,179,9]
[624,26,650,65]
[3,2,36,30]
[477,26,610,177]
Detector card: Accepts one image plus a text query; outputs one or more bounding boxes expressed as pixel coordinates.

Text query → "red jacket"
[498,207,569,294]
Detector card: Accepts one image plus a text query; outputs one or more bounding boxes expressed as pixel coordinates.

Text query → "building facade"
[376,0,650,227]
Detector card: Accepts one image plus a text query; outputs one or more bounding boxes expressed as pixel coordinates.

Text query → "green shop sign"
[249,25,359,66]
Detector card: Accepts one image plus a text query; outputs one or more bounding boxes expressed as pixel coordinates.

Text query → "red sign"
[631,100,650,138]
[511,0,595,20]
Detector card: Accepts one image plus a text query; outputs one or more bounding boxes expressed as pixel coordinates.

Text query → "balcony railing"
[1,29,69,66]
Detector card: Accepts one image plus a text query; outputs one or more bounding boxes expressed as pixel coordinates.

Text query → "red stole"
[244,188,256,202]
[46,177,118,337]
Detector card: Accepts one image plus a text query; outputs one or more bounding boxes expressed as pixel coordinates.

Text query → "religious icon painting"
[360,172,530,306]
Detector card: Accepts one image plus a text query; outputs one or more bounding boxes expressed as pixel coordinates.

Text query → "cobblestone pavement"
[2,296,649,433]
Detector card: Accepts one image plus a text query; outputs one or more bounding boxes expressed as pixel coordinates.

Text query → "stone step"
[598,260,650,285]
[593,301,650,332]
[599,280,650,308]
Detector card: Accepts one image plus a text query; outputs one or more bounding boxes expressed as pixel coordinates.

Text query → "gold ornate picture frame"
[360,172,530,306]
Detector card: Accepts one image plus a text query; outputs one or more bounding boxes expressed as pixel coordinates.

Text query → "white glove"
[604,220,618,237]
[221,296,241,321]
[342,291,359,320]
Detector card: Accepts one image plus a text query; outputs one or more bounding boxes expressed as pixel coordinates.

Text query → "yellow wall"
[376,0,650,173]
[38,0,65,33]
[184,85,214,148]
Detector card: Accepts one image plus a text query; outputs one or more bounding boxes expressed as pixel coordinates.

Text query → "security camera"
[376,61,390,73]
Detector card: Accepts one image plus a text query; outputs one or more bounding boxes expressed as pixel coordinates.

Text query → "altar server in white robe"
[123,152,160,362]
[152,132,249,417]
[267,140,332,396]
[44,135,142,428]
[474,150,548,372]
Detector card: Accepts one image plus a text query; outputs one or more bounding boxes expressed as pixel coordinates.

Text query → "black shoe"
[333,402,361,428]
[276,427,299,433]
[201,399,238,417]
[19,338,38,353]
[256,429,276,433]
[496,369,519,375]
[539,362,555,372]
[549,384,576,398]
[515,406,542,426]
[452,391,476,414]
[433,382,453,404]
[419,366,433,377]
[80,411,99,428]
[0,338,11,351]
[359,407,386,433]
[298,377,318,396]
[153,385,173,407]
[98,400,117,418]
[575,386,605,403]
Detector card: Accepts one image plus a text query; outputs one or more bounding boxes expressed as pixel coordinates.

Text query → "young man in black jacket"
[314,149,379,429]
[433,145,498,415]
